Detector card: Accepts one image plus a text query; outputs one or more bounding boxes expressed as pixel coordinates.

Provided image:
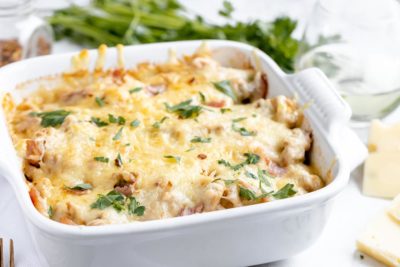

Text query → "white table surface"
[0,1,398,266]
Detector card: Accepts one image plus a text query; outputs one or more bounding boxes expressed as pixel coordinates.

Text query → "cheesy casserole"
[3,44,324,226]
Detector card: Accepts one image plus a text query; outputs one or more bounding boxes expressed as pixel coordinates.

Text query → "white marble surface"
[1,0,399,266]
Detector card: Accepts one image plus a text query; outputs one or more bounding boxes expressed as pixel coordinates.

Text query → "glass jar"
[295,0,400,123]
[0,0,53,67]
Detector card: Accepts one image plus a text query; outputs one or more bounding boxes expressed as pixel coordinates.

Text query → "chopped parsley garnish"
[164,155,181,163]
[239,186,258,200]
[90,190,125,211]
[257,169,272,187]
[65,183,93,191]
[220,108,232,113]
[164,99,202,119]
[190,136,211,143]
[31,110,71,127]
[108,114,126,125]
[113,127,124,141]
[272,184,297,199]
[129,87,142,94]
[245,170,257,180]
[239,186,270,201]
[218,153,260,171]
[91,190,145,216]
[152,116,168,129]
[95,96,105,107]
[130,119,140,128]
[232,117,246,123]
[48,206,54,218]
[232,122,256,136]
[213,80,237,101]
[91,117,109,127]
[185,147,195,152]
[128,196,145,216]
[199,92,206,103]
[94,156,109,163]
[115,153,123,167]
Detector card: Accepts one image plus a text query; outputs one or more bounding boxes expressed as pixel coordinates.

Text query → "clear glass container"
[0,0,53,67]
[296,0,400,122]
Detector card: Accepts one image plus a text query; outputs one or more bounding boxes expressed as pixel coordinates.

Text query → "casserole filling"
[3,45,324,225]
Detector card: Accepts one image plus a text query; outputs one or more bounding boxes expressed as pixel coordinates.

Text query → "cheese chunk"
[368,120,400,153]
[363,152,400,198]
[387,194,400,224]
[357,211,400,267]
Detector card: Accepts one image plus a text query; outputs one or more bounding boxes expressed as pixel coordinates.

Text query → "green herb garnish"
[220,108,232,114]
[94,156,109,163]
[164,155,181,163]
[90,190,125,211]
[115,153,123,167]
[245,170,257,180]
[128,196,145,216]
[95,96,105,107]
[108,114,126,125]
[219,0,234,17]
[190,136,211,143]
[91,117,109,127]
[232,122,256,136]
[218,153,260,171]
[130,119,140,128]
[152,116,168,129]
[113,127,124,141]
[232,117,246,123]
[239,186,270,201]
[199,92,206,103]
[129,87,142,94]
[65,183,93,191]
[213,80,237,101]
[272,184,297,199]
[165,99,202,119]
[32,110,71,127]
[48,206,54,218]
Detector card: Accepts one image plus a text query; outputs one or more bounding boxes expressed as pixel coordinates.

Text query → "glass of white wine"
[296,0,400,123]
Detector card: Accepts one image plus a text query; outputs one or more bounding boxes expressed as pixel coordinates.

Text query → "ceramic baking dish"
[0,40,367,267]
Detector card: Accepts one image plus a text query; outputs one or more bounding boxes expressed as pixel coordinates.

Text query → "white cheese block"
[368,120,400,152]
[363,152,400,198]
[387,194,400,224]
[357,211,400,267]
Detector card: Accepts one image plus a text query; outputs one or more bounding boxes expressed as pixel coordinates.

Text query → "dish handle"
[288,68,367,171]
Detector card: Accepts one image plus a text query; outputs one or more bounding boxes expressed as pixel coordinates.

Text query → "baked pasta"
[2,44,324,225]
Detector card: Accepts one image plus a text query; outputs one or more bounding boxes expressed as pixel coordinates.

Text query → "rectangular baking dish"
[0,40,367,267]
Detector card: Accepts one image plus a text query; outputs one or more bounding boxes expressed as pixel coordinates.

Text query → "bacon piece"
[145,84,166,95]
[25,139,45,167]
[114,184,132,197]
[197,154,207,160]
[60,89,92,105]
[112,171,138,196]
[179,203,204,216]
[205,100,225,108]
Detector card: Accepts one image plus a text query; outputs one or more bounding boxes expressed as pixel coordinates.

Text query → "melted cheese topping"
[3,46,324,225]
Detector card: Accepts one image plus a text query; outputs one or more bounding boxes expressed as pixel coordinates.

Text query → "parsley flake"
[113,127,124,141]
[108,114,126,125]
[152,116,168,129]
[91,117,109,127]
[213,80,237,101]
[164,99,202,119]
[218,153,260,171]
[272,184,297,199]
[115,153,123,167]
[130,119,140,128]
[95,96,105,107]
[94,156,109,163]
[129,87,142,94]
[232,122,256,136]
[32,110,71,127]
[164,155,181,163]
[128,196,145,216]
[190,136,211,143]
[65,183,92,191]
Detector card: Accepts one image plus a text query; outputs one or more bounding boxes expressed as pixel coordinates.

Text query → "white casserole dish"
[0,40,367,267]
